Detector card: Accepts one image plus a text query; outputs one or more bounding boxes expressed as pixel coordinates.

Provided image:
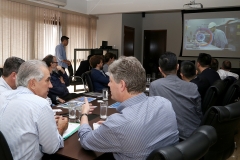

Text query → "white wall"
[142,12,182,56]
[122,13,142,61]
[97,14,123,55]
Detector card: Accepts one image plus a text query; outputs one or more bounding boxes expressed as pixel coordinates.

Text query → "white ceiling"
[21,0,240,15]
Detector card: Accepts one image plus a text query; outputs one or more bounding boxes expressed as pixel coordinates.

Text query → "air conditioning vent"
[37,0,67,7]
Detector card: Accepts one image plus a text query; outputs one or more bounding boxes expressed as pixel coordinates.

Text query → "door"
[143,30,167,78]
[124,26,135,56]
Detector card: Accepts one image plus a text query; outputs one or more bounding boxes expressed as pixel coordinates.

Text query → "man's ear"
[28,79,36,90]
[119,80,126,92]
[159,67,166,77]
[11,72,17,80]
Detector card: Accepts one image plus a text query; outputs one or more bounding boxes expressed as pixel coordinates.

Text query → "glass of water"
[76,105,82,123]
[146,74,151,84]
[68,101,78,119]
[100,101,108,119]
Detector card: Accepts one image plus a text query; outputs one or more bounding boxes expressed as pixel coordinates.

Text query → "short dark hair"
[180,61,196,79]
[211,58,219,71]
[197,53,212,67]
[89,55,103,68]
[159,52,178,75]
[61,36,69,42]
[104,52,115,63]
[42,55,54,67]
[3,57,25,77]
[222,60,231,70]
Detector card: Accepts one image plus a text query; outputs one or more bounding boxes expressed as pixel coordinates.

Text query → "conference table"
[53,95,117,160]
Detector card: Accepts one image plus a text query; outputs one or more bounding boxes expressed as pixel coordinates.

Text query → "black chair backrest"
[82,71,94,92]
[0,131,13,160]
[222,79,240,106]
[201,101,240,160]
[147,125,217,160]
[202,80,227,114]
[223,76,236,86]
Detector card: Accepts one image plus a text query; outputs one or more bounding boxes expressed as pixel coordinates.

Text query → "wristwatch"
[56,96,60,101]
[80,113,88,119]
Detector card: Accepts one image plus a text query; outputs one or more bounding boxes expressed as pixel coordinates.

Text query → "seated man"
[180,61,210,100]
[75,55,93,77]
[43,55,82,104]
[0,60,68,159]
[196,53,220,85]
[0,56,24,92]
[78,56,179,160]
[103,52,115,73]
[217,60,239,80]
[89,55,109,92]
[211,58,219,71]
[149,52,202,139]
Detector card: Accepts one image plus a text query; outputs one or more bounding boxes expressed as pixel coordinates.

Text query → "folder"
[63,123,80,140]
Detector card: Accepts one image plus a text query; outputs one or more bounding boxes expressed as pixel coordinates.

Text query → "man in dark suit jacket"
[75,55,93,77]
[89,55,109,92]
[196,53,220,86]
[180,61,210,100]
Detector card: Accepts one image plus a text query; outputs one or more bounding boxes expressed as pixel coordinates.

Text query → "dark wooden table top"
[53,96,117,160]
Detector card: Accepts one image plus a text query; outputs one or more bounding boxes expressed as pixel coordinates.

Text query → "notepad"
[63,123,80,140]
[58,101,84,108]
[76,97,96,103]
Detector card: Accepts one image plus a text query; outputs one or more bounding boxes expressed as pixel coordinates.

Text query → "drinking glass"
[102,88,108,101]
[68,102,78,119]
[100,101,108,119]
[146,74,151,84]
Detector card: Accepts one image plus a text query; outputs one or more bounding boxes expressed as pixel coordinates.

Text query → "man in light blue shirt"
[0,60,68,160]
[0,57,24,92]
[208,22,228,49]
[55,36,71,69]
[78,57,179,160]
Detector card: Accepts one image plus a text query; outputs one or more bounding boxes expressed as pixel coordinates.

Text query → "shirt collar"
[116,93,147,112]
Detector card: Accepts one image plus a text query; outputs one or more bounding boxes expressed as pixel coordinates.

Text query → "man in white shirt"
[0,60,68,160]
[217,60,239,80]
[0,57,24,92]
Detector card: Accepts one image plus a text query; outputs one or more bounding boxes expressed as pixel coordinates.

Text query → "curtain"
[34,7,62,60]
[0,0,33,64]
[65,13,97,67]
[0,0,97,67]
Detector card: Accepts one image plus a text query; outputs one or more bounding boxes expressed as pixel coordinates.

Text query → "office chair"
[222,79,240,106]
[201,80,227,114]
[82,71,94,92]
[201,101,240,160]
[147,125,217,160]
[68,65,84,92]
[0,131,13,160]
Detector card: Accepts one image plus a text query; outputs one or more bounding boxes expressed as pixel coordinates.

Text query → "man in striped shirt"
[0,60,68,160]
[78,56,179,160]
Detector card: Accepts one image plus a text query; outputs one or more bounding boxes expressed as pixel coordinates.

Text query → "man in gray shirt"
[149,52,202,139]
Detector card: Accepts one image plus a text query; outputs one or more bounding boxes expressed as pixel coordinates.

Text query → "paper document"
[93,123,101,130]
[63,123,80,140]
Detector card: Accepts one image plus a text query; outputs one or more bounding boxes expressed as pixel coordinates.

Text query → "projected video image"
[183,18,240,51]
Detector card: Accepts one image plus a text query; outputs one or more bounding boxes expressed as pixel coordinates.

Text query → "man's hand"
[57,65,65,74]
[58,98,65,103]
[57,117,68,136]
[59,76,65,84]
[63,60,71,66]
[81,98,95,114]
